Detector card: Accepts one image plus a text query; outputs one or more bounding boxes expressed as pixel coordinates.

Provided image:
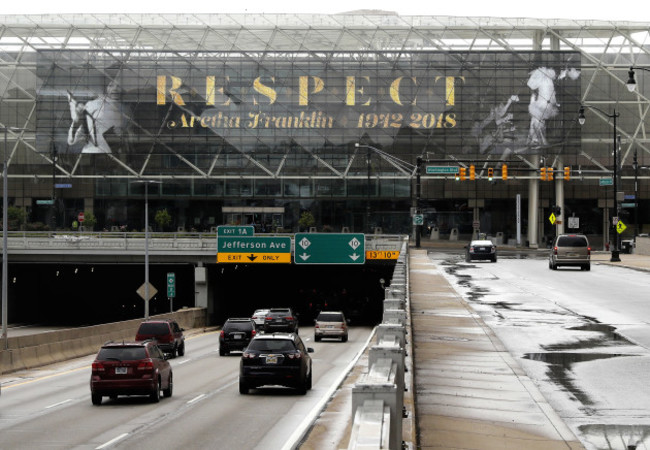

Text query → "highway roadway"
[0,326,374,449]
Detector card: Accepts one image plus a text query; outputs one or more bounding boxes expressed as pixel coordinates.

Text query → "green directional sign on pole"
[167,272,175,298]
[294,233,365,265]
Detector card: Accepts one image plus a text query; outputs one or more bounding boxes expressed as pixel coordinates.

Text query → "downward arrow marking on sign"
[247,254,258,261]
[299,253,311,261]
[349,253,360,261]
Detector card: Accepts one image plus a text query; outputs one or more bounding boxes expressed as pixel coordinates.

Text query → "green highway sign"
[217,225,255,236]
[167,272,175,298]
[217,236,291,263]
[294,233,365,265]
[413,214,424,226]
[36,199,54,205]
[599,177,613,186]
[426,166,459,175]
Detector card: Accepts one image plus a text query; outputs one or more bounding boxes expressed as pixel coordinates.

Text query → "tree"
[298,211,315,231]
[7,206,26,230]
[155,208,172,231]
[82,211,97,231]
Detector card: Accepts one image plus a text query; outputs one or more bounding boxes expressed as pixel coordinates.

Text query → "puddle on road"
[543,323,633,351]
[523,352,635,412]
[578,423,650,450]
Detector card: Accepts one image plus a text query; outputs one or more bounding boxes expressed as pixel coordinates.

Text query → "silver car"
[251,309,270,329]
[314,311,348,342]
[549,234,591,271]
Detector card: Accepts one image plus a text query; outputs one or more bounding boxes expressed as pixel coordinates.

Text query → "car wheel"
[170,345,177,359]
[306,366,312,390]
[492,256,497,262]
[219,347,225,356]
[91,393,102,406]
[314,335,321,342]
[585,264,591,271]
[150,378,161,403]
[342,334,348,342]
[177,343,185,357]
[163,373,173,398]
[239,379,249,395]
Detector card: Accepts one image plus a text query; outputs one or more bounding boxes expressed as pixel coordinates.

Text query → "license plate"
[234,334,242,340]
[326,325,334,328]
[266,355,278,364]
[115,367,128,375]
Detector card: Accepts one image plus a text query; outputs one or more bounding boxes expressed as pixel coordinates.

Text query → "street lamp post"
[132,179,161,319]
[579,105,621,262]
[2,126,27,348]
[354,143,417,238]
[626,66,650,93]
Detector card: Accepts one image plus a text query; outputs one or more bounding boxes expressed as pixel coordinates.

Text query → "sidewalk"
[409,249,585,449]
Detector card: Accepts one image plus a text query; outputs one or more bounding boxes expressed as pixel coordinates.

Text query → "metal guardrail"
[0,231,407,253]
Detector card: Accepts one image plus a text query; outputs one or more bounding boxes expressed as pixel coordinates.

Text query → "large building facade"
[1,13,649,247]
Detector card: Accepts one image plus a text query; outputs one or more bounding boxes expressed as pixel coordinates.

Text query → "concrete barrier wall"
[349,242,409,450]
[0,307,207,375]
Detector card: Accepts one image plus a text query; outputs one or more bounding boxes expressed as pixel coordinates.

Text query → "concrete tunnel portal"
[7,261,397,328]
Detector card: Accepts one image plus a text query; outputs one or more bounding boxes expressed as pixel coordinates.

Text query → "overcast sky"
[4,0,650,22]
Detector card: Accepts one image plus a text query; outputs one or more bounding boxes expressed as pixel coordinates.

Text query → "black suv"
[263,308,299,333]
[135,319,185,357]
[239,333,314,395]
[219,318,257,356]
[90,340,173,405]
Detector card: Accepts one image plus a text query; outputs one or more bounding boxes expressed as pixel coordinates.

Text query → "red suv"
[90,340,173,405]
[135,319,185,357]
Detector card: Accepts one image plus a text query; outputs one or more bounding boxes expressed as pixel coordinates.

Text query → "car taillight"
[265,316,272,321]
[587,247,591,255]
[315,323,320,329]
[242,351,256,359]
[137,359,154,371]
[553,246,558,255]
[491,246,496,253]
[92,362,105,373]
[251,329,256,337]
[220,330,225,337]
[287,351,302,360]
[286,316,294,321]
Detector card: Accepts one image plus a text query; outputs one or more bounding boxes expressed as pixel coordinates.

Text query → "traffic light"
[501,164,508,180]
[547,167,554,181]
[540,167,546,180]
[469,165,475,180]
[487,168,493,180]
[564,166,571,181]
[459,167,467,181]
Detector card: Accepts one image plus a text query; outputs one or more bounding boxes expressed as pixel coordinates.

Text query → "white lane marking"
[177,359,192,365]
[96,432,129,449]
[187,394,206,404]
[45,399,72,409]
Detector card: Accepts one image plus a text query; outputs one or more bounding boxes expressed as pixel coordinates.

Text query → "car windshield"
[138,323,169,335]
[317,313,343,322]
[557,236,588,247]
[248,339,296,352]
[97,347,146,361]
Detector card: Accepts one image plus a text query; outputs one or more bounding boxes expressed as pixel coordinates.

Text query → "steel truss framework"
[1,13,650,188]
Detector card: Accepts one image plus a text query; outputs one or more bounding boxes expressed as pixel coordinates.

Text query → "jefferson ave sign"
[294,233,365,265]
[217,236,291,263]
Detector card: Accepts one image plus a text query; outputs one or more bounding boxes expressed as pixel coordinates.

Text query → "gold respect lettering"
[157,75,463,107]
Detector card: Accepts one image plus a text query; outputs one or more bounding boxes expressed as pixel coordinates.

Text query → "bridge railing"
[1,231,407,253]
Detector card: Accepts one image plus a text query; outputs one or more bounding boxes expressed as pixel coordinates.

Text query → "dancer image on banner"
[472,94,520,158]
[67,79,129,154]
[526,66,580,147]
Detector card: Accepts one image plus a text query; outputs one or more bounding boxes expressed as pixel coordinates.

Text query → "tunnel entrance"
[6,261,396,328]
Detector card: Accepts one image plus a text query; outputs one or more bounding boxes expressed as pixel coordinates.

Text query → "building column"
[527,158,539,248]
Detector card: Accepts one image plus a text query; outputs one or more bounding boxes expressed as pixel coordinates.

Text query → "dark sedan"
[465,239,497,262]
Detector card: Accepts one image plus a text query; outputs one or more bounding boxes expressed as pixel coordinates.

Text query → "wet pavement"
[300,243,650,449]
